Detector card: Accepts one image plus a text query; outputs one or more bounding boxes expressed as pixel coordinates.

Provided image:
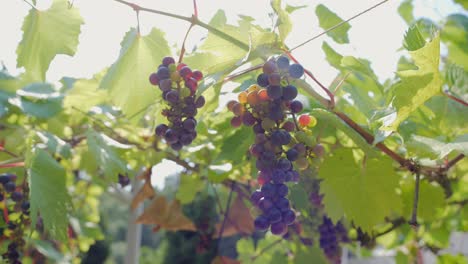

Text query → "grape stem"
[21,0,37,10]
[0,146,19,158]
[443,91,468,107]
[409,169,421,227]
[178,23,195,63]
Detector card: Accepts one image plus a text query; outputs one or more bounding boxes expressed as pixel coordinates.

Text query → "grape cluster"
[319,217,349,264]
[150,57,206,151]
[0,173,30,264]
[227,56,312,235]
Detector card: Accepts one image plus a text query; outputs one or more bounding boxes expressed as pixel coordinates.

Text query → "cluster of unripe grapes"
[319,217,349,264]
[227,56,318,235]
[150,57,205,151]
[0,173,30,264]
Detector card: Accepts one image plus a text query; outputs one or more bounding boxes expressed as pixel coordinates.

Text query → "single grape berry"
[254,215,270,231]
[290,100,303,113]
[4,182,15,193]
[270,222,287,235]
[276,56,290,69]
[298,114,312,127]
[257,73,270,87]
[282,85,298,101]
[288,64,304,79]
[11,191,23,202]
[149,73,160,85]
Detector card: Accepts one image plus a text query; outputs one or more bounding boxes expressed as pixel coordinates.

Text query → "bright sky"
[0,0,464,188]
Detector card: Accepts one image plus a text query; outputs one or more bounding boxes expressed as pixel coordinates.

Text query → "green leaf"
[36,131,72,159]
[453,0,468,10]
[17,0,83,81]
[27,148,71,241]
[271,0,292,42]
[445,63,468,102]
[64,70,108,119]
[294,245,328,264]
[9,83,63,118]
[216,126,253,163]
[322,41,343,69]
[401,180,445,222]
[385,33,442,131]
[310,109,378,157]
[403,26,427,51]
[442,14,468,70]
[86,130,128,180]
[318,148,402,231]
[176,175,203,204]
[437,254,468,264]
[398,0,414,25]
[289,184,310,213]
[285,4,307,14]
[315,4,350,44]
[408,135,468,158]
[100,28,170,119]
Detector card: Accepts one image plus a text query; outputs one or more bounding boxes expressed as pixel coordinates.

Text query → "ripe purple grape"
[157,66,170,80]
[282,210,296,225]
[257,73,269,87]
[290,100,303,113]
[282,85,298,100]
[286,148,299,161]
[276,184,288,196]
[183,118,196,130]
[276,56,290,69]
[270,222,287,235]
[165,90,179,103]
[155,124,169,136]
[254,215,270,231]
[267,85,282,100]
[288,64,304,79]
[162,56,175,66]
[195,96,205,108]
[149,73,160,85]
[267,208,282,223]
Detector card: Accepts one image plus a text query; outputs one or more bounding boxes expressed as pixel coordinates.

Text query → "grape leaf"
[318,148,402,231]
[215,195,254,237]
[315,4,350,44]
[322,42,343,69]
[442,14,468,70]
[408,135,468,158]
[27,148,72,241]
[453,0,468,9]
[86,129,128,180]
[445,64,468,102]
[36,131,72,159]
[403,26,426,51]
[17,0,84,81]
[294,245,328,264]
[271,0,292,42]
[384,33,442,131]
[100,28,170,119]
[216,126,253,163]
[398,0,414,25]
[403,181,445,223]
[289,184,310,213]
[136,194,196,231]
[285,5,307,14]
[63,70,108,123]
[9,83,63,118]
[176,175,203,204]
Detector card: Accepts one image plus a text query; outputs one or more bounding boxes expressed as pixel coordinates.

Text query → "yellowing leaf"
[215,195,254,237]
[137,195,196,232]
[17,0,84,81]
[131,169,155,210]
[385,34,442,131]
[100,28,170,119]
[318,148,402,231]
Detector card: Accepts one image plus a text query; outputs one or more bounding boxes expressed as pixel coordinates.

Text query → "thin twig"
[111,0,249,51]
[375,218,406,237]
[289,0,390,52]
[0,146,19,158]
[217,181,235,253]
[446,154,465,170]
[444,92,468,107]
[21,0,37,9]
[136,10,141,35]
[193,0,198,18]
[284,50,335,108]
[410,170,421,227]
[223,64,263,83]
[179,24,195,63]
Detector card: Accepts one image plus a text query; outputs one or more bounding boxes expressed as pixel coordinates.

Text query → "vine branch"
[444,91,468,107]
[289,0,390,52]
[217,181,235,253]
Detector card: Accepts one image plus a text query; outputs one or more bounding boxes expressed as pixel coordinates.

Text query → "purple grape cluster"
[227,56,308,235]
[0,173,29,264]
[319,217,348,264]
[150,57,206,151]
